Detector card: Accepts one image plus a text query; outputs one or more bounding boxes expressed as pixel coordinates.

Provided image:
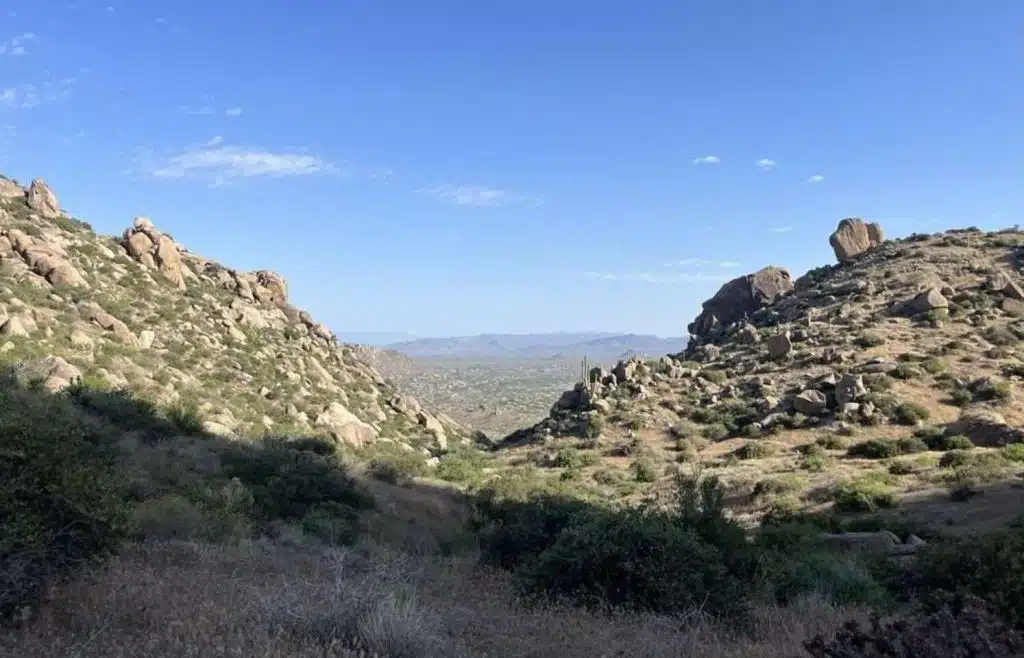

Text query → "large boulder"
[945,409,1024,448]
[688,266,793,339]
[829,218,885,263]
[25,179,61,218]
[315,401,378,448]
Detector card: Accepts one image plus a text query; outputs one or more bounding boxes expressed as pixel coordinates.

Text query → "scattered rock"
[766,332,792,360]
[793,389,829,415]
[315,401,379,448]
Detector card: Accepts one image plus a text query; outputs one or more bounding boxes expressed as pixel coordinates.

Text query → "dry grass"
[1,538,863,658]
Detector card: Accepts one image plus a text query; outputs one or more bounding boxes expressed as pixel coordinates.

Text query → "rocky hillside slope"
[0,173,465,454]
[497,219,1024,527]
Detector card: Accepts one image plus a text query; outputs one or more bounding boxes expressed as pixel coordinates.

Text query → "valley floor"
[1,538,860,658]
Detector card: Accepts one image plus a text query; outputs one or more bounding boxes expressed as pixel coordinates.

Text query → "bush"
[805,593,1024,657]
[855,332,887,348]
[939,450,973,469]
[832,474,898,513]
[700,422,730,441]
[903,522,1024,630]
[630,457,659,483]
[366,450,429,485]
[734,441,777,460]
[474,474,760,620]
[1002,444,1024,462]
[890,364,923,380]
[893,402,930,425]
[848,439,900,459]
[895,436,929,455]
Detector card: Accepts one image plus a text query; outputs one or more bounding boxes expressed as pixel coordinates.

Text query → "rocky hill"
[0,173,465,454]
[496,219,1024,528]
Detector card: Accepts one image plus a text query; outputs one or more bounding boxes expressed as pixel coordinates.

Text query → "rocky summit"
[499,221,1024,526]
[0,173,464,453]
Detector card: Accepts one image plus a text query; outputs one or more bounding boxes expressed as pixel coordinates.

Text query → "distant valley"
[377,331,688,362]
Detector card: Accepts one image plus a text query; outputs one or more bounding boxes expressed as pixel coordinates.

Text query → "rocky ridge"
[0,174,464,456]
[498,219,1024,525]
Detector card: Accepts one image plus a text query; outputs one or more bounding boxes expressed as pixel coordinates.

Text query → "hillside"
[495,219,1024,531]
[386,331,687,361]
[5,176,1024,656]
[0,175,465,452]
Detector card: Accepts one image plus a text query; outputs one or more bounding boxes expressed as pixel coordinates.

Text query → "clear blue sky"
[1,1,1021,339]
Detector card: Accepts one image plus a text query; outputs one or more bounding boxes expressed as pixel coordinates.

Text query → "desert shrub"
[165,401,207,436]
[921,357,949,375]
[752,474,806,500]
[984,326,1018,346]
[832,474,898,513]
[816,434,847,450]
[366,450,429,485]
[700,422,730,441]
[734,441,777,460]
[800,444,835,472]
[0,373,128,622]
[630,457,659,483]
[924,433,974,451]
[893,402,930,425]
[901,521,1024,630]
[863,374,894,392]
[805,593,1024,657]
[434,448,488,484]
[887,459,916,475]
[949,387,974,407]
[938,450,973,469]
[579,413,604,439]
[890,364,923,380]
[701,369,729,385]
[895,436,929,454]
[847,439,900,460]
[218,439,373,528]
[855,332,887,348]
[1002,443,1024,462]
[474,474,761,620]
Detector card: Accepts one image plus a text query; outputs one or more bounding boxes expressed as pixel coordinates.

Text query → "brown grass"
[1,539,863,658]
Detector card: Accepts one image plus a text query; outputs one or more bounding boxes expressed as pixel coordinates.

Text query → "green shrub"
[367,451,429,485]
[890,364,923,380]
[848,440,900,460]
[893,402,931,425]
[924,433,975,451]
[832,474,898,513]
[734,441,777,460]
[921,357,949,375]
[950,387,975,407]
[895,437,929,455]
[630,457,659,483]
[939,450,973,469]
[904,521,1024,630]
[816,434,847,450]
[1002,444,1024,462]
[700,422,730,441]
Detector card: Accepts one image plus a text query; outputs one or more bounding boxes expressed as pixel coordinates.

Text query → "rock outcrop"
[0,170,463,455]
[688,266,793,340]
[829,217,885,263]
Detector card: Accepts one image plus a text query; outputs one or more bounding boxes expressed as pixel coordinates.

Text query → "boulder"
[945,409,1024,448]
[25,179,61,218]
[793,389,829,415]
[688,266,793,340]
[314,402,378,448]
[829,218,885,263]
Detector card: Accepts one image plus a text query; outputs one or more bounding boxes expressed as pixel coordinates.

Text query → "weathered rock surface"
[829,217,885,263]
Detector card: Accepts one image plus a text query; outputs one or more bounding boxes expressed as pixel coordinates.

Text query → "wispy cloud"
[770,226,794,233]
[756,158,776,170]
[662,258,741,269]
[138,138,361,186]
[693,155,720,165]
[584,271,732,284]
[807,174,824,183]
[0,32,36,56]
[179,105,214,116]
[224,107,242,118]
[1,75,79,110]
[422,184,541,208]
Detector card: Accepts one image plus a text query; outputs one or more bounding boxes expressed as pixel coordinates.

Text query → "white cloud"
[584,271,732,284]
[224,107,242,118]
[422,184,540,208]
[807,174,825,183]
[179,105,214,116]
[1,76,77,109]
[0,32,36,56]
[717,260,741,267]
[693,155,720,165]
[756,158,776,170]
[144,139,342,185]
[770,226,793,233]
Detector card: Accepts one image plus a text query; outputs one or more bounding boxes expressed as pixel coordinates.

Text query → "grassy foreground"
[2,369,1024,657]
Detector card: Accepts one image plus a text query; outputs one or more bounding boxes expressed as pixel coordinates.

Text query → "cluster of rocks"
[0,176,62,218]
[0,172,464,455]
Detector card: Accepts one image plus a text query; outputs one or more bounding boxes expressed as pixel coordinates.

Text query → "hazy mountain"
[385,332,687,361]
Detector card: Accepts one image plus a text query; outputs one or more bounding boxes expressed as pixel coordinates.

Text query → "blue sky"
[1,1,1021,340]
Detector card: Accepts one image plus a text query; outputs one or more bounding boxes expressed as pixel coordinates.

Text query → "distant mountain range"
[377,332,688,362]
